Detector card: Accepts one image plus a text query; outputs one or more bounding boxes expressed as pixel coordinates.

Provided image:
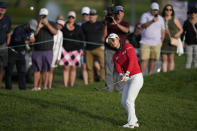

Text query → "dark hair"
[187,7,197,14]
[162,4,175,17]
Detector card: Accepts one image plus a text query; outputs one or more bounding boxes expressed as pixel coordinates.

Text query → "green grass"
[0,55,197,131]
[5,0,150,25]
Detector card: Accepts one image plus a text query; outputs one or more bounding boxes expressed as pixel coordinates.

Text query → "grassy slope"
[0,55,197,131]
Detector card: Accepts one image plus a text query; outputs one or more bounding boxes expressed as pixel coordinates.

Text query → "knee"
[125,99,135,107]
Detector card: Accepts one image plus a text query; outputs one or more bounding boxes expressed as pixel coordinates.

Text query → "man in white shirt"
[140,2,165,75]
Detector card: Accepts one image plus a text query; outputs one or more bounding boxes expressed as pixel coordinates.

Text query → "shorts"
[80,55,86,65]
[60,48,82,66]
[140,43,162,60]
[32,50,53,72]
[0,43,8,67]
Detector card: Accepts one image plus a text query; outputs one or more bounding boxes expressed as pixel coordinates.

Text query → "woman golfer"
[106,33,143,129]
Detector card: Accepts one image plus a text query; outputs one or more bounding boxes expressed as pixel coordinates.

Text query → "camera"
[154,14,158,17]
[104,6,116,24]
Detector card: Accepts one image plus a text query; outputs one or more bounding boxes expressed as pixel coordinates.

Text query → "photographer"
[5,19,38,90]
[103,5,129,93]
[139,2,165,75]
[32,8,57,91]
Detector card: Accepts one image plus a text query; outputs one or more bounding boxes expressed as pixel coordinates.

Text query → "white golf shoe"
[122,122,139,129]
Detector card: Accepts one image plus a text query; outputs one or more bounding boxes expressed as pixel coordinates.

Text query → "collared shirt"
[10,24,31,52]
[0,15,12,44]
[140,12,165,46]
[113,43,141,76]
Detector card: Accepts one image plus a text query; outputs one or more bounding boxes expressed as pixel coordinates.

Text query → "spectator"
[32,8,57,91]
[82,9,105,83]
[0,2,11,89]
[127,24,141,49]
[56,15,65,21]
[106,33,143,129]
[103,5,129,92]
[161,4,183,72]
[77,6,90,85]
[77,6,90,26]
[48,19,64,89]
[140,2,165,75]
[6,19,37,90]
[60,11,84,87]
[182,7,197,69]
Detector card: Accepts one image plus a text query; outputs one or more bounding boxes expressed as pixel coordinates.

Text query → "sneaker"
[122,123,135,129]
[38,87,41,90]
[122,122,139,129]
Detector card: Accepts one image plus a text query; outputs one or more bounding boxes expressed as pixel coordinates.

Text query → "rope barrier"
[0,37,193,54]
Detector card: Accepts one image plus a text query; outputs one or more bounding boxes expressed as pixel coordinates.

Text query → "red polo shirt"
[113,43,141,76]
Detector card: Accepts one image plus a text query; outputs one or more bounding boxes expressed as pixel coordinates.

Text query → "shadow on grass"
[0,92,120,126]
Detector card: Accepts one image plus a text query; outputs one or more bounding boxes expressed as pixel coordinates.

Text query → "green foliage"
[0,55,197,131]
[6,0,150,25]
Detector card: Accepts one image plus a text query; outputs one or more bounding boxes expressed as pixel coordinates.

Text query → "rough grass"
[0,55,197,131]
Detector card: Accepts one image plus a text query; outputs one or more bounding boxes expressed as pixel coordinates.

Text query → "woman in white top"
[48,19,64,89]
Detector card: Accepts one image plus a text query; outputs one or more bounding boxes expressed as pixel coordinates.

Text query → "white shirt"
[140,12,165,46]
[52,30,63,67]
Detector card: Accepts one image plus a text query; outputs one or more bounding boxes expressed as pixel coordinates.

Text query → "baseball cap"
[39,8,48,15]
[150,2,159,10]
[90,9,97,15]
[106,33,119,43]
[115,5,124,12]
[57,20,65,26]
[81,6,90,15]
[67,11,76,18]
[0,2,8,9]
[29,19,38,31]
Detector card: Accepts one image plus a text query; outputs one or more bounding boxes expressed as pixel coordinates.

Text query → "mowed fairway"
[0,56,197,131]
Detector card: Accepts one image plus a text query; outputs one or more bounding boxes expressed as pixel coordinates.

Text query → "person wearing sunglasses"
[161,4,183,72]
[60,11,84,87]
[139,2,165,75]
[81,9,105,84]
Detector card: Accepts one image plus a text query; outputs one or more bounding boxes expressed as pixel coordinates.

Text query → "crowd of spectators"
[0,1,197,91]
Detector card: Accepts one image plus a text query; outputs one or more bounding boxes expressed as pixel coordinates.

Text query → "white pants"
[121,73,143,125]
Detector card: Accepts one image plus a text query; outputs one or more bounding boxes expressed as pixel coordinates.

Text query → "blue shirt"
[10,24,31,51]
[0,15,12,44]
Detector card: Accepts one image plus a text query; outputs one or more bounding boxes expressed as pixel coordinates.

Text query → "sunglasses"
[165,9,172,11]
[152,9,159,11]
[68,16,75,19]
[82,13,89,16]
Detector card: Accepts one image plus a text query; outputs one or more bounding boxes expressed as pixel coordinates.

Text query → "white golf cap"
[106,33,119,43]
[81,6,90,14]
[29,19,38,31]
[39,8,48,15]
[57,19,65,26]
[150,2,159,10]
[67,11,76,18]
